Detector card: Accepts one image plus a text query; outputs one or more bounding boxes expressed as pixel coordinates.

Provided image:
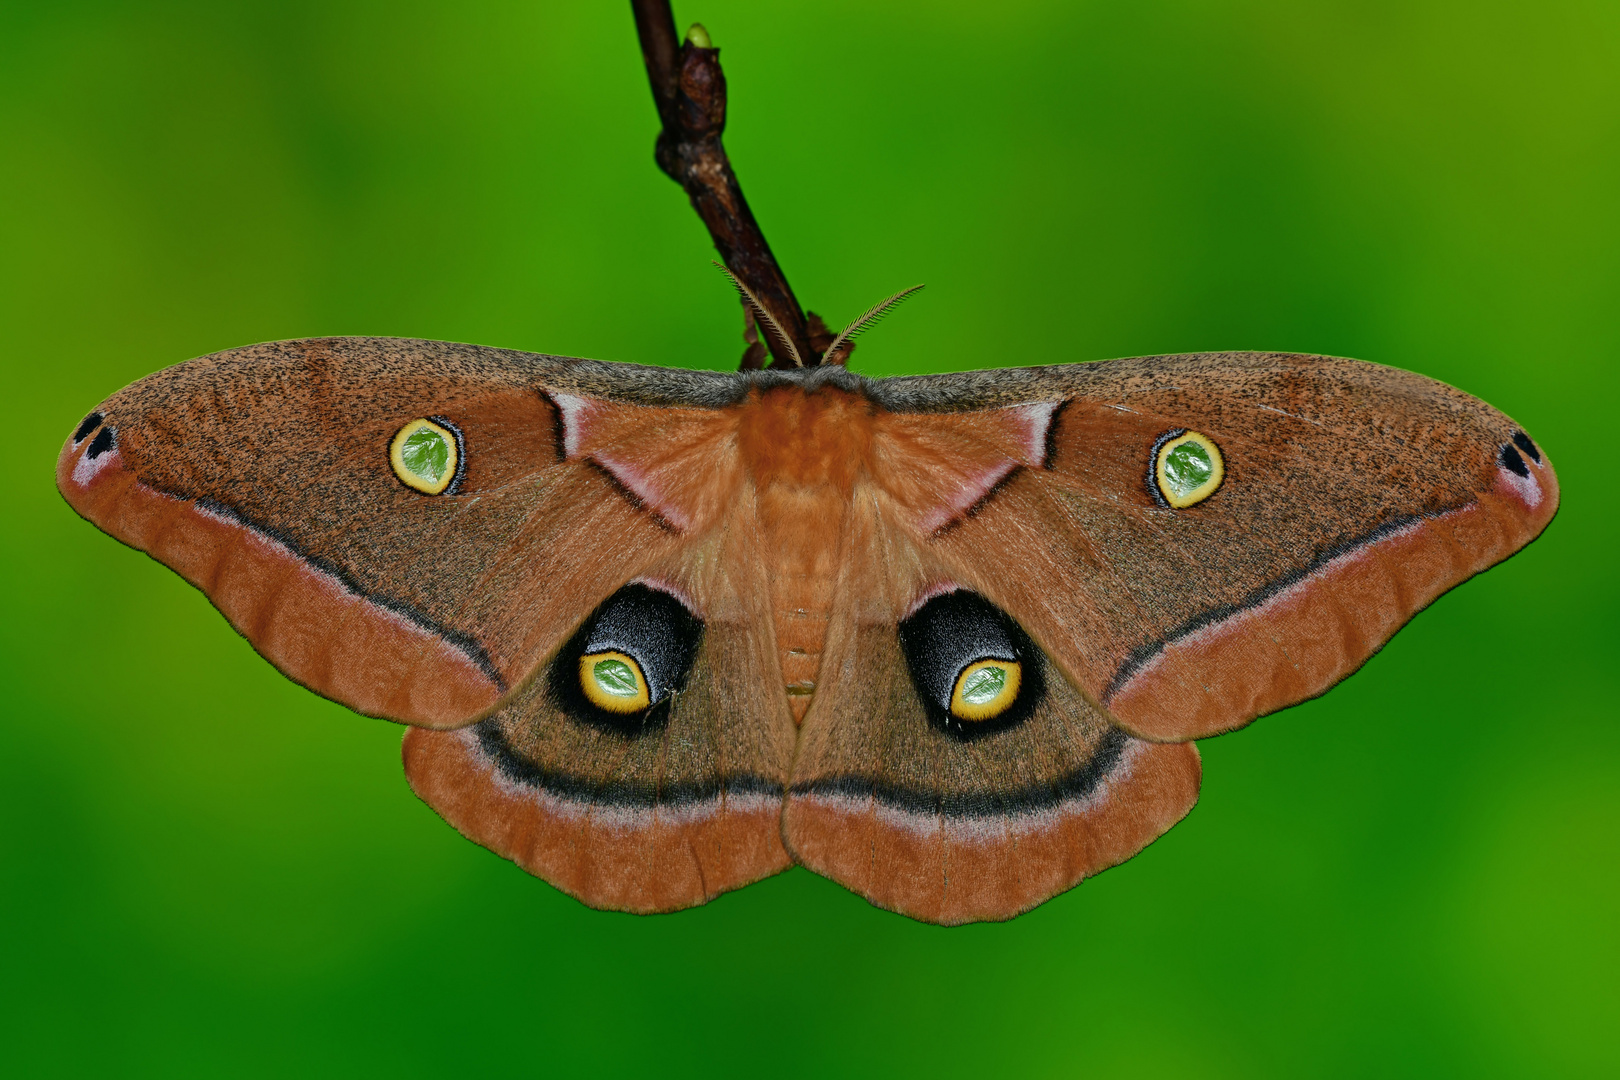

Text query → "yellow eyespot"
[390,418,459,495]
[1155,430,1224,508]
[579,651,651,713]
[950,659,1022,721]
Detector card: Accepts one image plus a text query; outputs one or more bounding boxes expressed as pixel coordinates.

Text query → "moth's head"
[715,259,924,371]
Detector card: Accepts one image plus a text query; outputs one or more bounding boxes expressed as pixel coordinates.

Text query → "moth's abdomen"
[754,485,848,724]
[737,384,879,724]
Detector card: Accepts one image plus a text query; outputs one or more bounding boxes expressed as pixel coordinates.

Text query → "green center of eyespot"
[1162,439,1213,498]
[959,664,1007,705]
[592,658,641,697]
[400,427,450,483]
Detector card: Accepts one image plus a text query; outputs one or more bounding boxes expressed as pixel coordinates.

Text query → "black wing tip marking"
[87,427,115,460]
[74,413,104,443]
[1511,430,1541,464]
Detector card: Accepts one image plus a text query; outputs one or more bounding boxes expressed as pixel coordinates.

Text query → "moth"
[56,295,1557,924]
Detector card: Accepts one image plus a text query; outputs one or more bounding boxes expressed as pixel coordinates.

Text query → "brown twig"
[630,0,832,369]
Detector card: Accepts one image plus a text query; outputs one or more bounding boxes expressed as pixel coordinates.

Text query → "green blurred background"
[3,1,1615,1075]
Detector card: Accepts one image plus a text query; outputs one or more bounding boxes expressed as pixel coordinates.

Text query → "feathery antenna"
[821,284,926,366]
[713,261,802,367]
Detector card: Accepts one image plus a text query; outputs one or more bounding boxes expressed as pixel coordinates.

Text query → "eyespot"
[550,583,703,735]
[1153,430,1224,508]
[950,659,1022,721]
[898,589,1043,739]
[390,417,462,495]
[578,651,651,713]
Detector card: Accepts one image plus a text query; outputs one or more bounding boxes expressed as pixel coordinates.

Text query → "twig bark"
[630,0,830,369]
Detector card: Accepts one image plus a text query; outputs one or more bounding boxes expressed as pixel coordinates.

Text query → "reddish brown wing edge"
[886,354,1561,743]
[57,345,1561,924]
[58,423,506,726]
[395,469,799,915]
[1106,473,1559,739]
[53,339,745,729]
[403,725,792,914]
[778,492,1204,925]
[784,739,1202,925]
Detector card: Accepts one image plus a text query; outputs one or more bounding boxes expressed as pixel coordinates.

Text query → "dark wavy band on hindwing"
[547,582,704,735]
[469,717,785,809]
[788,726,1129,818]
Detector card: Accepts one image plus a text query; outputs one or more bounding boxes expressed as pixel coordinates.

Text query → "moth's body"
[737,384,872,722]
[583,373,1048,726]
[57,338,1557,924]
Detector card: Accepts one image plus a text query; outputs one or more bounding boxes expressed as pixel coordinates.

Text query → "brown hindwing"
[781,490,1201,924]
[405,498,798,912]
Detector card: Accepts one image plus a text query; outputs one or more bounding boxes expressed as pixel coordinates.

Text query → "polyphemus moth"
[56,319,1556,924]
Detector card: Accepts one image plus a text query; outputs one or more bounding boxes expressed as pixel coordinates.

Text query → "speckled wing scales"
[59,341,1555,921]
[781,489,1202,925]
[403,486,798,912]
[878,351,1559,741]
[55,336,745,727]
[58,336,797,911]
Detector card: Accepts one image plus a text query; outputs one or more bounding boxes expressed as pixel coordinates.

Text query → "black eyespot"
[1499,443,1529,477]
[73,413,103,443]
[548,583,703,736]
[1511,430,1541,464]
[87,427,115,460]
[898,589,1045,740]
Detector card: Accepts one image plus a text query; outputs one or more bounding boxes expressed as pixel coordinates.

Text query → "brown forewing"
[56,337,743,727]
[910,353,1558,740]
